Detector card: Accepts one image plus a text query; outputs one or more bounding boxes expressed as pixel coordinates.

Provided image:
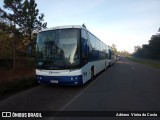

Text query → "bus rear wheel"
[91,68,94,79]
[105,63,107,70]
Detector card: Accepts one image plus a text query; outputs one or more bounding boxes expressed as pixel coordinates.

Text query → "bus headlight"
[37,76,42,80]
[70,77,78,80]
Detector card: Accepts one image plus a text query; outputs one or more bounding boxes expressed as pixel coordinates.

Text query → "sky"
[1,0,160,53]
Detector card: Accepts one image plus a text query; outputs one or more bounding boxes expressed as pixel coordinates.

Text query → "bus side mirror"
[28,45,32,57]
[28,42,36,57]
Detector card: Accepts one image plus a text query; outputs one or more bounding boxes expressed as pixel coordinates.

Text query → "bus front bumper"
[36,75,83,85]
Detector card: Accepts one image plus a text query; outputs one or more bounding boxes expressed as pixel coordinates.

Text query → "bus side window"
[81,29,89,62]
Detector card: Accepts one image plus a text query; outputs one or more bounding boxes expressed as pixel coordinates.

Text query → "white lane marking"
[50,71,106,120]
[131,66,135,70]
[60,71,105,111]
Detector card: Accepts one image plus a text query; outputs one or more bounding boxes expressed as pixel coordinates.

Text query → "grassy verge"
[0,69,38,98]
[126,57,160,69]
[0,77,37,96]
[0,57,38,99]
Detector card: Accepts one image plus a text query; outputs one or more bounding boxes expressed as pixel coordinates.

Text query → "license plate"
[50,80,58,83]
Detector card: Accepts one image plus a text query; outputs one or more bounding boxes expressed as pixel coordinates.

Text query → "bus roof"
[40,25,87,32]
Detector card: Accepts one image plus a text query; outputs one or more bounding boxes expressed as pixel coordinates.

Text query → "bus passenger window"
[81,30,88,62]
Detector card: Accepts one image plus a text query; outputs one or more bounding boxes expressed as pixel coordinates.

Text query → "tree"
[118,50,130,57]
[111,44,118,54]
[21,0,47,43]
[134,45,141,53]
[149,34,160,59]
[0,22,13,59]
[1,0,47,69]
[0,0,23,69]
[133,27,160,59]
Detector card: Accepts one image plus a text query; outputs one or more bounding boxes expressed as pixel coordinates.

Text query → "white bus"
[108,46,116,66]
[36,25,110,85]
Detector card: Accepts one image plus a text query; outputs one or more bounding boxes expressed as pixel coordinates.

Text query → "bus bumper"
[36,75,83,85]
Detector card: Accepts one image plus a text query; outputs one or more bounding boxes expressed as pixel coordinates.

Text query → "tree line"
[133,28,160,59]
[111,44,130,57]
[0,0,47,69]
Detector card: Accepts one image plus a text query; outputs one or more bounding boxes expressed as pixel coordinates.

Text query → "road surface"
[0,57,160,120]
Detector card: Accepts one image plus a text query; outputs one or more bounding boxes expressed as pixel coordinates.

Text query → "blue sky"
[1,0,160,53]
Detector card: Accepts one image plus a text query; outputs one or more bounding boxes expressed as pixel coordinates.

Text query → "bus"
[36,25,110,85]
[108,46,116,66]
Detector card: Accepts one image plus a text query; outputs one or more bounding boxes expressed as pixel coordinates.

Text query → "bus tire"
[109,61,111,67]
[105,62,107,70]
[91,67,94,79]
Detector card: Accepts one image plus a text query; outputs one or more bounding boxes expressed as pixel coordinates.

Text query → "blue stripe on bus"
[36,75,83,85]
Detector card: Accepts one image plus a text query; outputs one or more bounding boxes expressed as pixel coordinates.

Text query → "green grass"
[127,57,160,69]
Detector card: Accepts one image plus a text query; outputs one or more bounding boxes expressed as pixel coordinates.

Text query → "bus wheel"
[105,63,107,70]
[109,61,111,67]
[91,67,94,79]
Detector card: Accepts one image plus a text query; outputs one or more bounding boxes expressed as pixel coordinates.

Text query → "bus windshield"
[36,28,80,69]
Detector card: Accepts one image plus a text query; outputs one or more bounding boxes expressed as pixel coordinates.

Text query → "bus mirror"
[28,44,32,57]
[28,42,36,57]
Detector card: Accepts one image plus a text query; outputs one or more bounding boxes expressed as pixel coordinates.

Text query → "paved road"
[52,58,160,120]
[0,57,160,120]
[62,58,160,111]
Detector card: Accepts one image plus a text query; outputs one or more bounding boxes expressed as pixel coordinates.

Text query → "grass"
[127,56,160,69]
[0,57,38,98]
